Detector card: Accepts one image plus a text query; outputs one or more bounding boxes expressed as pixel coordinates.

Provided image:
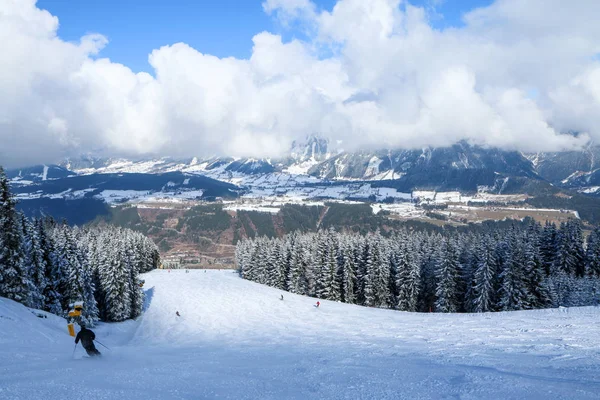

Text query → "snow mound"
[0,297,69,350]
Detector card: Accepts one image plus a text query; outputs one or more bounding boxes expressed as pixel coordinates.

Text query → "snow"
[579,186,600,194]
[364,156,383,177]
[372,169,402,180]
[2,270,600,399]
[42,165,49,181]
[283,161,318,175]
[371,202,423,218]
[223,204,281,214]
[94,190,152,203]
[413,191,528,205]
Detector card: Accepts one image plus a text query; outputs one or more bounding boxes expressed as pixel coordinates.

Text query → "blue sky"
[37,0,492,73]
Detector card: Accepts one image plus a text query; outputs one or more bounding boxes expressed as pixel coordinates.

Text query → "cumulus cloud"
[0,0,599,167]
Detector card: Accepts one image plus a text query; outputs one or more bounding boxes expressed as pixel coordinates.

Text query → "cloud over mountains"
[1,0,599,166]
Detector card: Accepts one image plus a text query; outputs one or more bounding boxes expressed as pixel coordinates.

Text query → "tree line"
[236,218,600,313]
[0,167,160,325]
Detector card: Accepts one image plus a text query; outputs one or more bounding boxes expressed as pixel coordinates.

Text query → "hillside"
[1,270,600,399]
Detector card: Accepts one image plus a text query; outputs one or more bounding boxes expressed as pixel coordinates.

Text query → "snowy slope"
[2,270,600,399]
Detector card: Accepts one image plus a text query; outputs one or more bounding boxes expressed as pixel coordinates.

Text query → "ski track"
[1,270,600,399]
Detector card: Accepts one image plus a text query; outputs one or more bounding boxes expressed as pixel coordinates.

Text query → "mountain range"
[6,136,600,225]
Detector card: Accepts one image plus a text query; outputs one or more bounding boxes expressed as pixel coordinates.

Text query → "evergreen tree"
[497,233,530,311]
[471,236,496,313]
[540,221,558,275]
[585,227,600,277]
[0,167,29,304]
[37,218,62,314]
[435,237,460,313]
[21,215,46,309]
[395,239,420,312]
[340,241,357,304]
[101,242,131,322]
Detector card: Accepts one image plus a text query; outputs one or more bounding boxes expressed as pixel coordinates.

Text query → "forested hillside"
[237,219,600,313]
[0,167,160,325]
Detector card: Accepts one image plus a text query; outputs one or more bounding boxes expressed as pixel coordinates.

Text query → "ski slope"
[1,270,600,399]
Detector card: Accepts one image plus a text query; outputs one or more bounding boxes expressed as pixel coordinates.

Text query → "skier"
[280,294,284,301]
[176,311,181,317]
[315,301,320,308]
[75,325,101,357]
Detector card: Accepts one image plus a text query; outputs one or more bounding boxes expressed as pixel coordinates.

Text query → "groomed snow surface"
[1,270,600,399]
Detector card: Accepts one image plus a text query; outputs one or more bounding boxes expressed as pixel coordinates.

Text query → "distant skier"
[176,311,181,317]
[315,301,320,308]
[75,325,101,357]
[280,295,284,301]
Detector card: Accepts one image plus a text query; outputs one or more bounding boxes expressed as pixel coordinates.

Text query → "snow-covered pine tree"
[418,234,439,312]
[280,233,296,291]
[264,238,281,288]
[321,231,342,301]
[497,231,530,311]
[470,235,497,312]
[395,237,420,312]
[373,234,391,308]
[434,237,461,313]
[0,167,30,304]
[361,236,377,307]
[251,237,267,285]
[552,222,579,276]
[340,238,357,304]
[286,234,305,294]
[523,233,552,308]
[37,218,62,314]
[585,227,600,277]
[101,240,132,322]
[60,226,98,325]
[566,219,586,277]
[540,221,558,275]
[124,232,144,320]
[21,215,46,309]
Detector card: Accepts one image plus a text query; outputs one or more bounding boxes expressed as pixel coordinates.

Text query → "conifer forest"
[0,167,160,325]
[236,220,600,313]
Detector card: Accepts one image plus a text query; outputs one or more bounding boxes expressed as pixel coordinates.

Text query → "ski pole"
[72,343,78,358]
[94,340,111,350]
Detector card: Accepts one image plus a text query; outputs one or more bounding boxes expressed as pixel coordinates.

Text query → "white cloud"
[262,0,317,24]
[0,0,599,167]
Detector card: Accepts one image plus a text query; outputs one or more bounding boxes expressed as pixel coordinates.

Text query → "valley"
[8,141,600,268]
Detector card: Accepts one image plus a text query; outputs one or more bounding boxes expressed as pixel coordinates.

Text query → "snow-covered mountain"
[525,145,600,195]
[47,140,546,195]
[9,139,600,226]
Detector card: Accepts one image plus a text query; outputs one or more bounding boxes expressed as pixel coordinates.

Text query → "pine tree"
[124,233,144,319]
[585,227,600,277]
[523,234,552,308]
[497,233,530,311]
[340,241,357,304]
[471,236,496,313]
[418,235,439,312]
[21,215,46,309]
[101,241,131,322]
[37,218,62,314]
[435,237,460,313]
[0,167,30,304]
[540,221,558,275]
[395,239,420,312]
